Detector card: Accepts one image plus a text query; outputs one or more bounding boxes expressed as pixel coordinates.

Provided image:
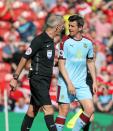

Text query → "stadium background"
[0,0,113,131]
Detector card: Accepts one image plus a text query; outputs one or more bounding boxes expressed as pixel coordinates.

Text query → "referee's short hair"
[68,15,84,27]
[45,14,63,28]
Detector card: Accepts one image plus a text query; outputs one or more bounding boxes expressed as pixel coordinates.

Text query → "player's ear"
[79,26,83,32]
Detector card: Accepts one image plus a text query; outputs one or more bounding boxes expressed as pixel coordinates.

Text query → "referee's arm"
[10,36,42,91]
[14,57,28,77]
[14,36,42,77]
[10,57,29,91]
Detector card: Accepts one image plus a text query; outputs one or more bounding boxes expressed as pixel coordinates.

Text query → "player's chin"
[69,32,74,37]
[70,34,74,38]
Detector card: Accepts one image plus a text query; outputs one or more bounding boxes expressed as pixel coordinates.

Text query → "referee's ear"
[55,25,59,31]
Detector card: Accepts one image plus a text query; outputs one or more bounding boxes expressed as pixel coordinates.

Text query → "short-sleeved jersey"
[58,37,94,88]
[23,32,55,77]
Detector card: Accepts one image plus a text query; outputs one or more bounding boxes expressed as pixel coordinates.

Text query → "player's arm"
[87,59,97,94]
[87,59,96,83]
[10,37,42,91]
[58,59,76,95]
[87,43,97,93]
[58,41,75,95]
[58,59,71,85]
[87,44,96,83]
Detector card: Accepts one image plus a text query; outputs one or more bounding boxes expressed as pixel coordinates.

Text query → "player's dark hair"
[68,15,84,27]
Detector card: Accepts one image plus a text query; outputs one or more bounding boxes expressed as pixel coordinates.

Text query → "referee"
[10,14,64,131]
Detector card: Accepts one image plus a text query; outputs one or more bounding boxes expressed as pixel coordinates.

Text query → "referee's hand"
[10,79,18,92]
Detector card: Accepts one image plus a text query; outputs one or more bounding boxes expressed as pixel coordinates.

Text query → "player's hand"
[93,82,97,94]
[10,79,18,91]
[67,82,76,95]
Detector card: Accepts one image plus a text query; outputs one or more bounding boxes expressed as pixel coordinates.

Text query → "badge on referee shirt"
[25,47,32,55]
[47,50,52,59]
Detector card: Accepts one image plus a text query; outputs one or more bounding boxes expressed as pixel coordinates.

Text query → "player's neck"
[73,33,82,41]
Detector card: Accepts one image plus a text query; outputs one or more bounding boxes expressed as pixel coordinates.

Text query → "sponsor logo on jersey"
[75,50,83,59]
[61,95,64,100]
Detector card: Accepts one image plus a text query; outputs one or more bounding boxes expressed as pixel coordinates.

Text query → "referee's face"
[55,20,64,35]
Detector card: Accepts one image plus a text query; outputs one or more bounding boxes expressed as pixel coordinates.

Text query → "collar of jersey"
[42,32,54,42]
[69,35,83,41]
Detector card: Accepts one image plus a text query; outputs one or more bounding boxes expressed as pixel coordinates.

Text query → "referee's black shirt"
[23,32,55,77]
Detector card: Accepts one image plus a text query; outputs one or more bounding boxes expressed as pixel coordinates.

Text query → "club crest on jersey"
[83,43,87,48]
[47,50,52,59]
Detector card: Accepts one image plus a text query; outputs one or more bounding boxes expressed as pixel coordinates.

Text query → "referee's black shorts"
[29,75,52,106]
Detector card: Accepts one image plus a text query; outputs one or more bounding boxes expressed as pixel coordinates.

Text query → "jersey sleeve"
[23,36,42,60]
[59,41,68,59]
[87,42,94,59]
[58,36,69,59]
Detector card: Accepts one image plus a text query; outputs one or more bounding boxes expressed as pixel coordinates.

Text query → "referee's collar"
[42,32,54,42]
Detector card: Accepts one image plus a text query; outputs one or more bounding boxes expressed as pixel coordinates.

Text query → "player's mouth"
[69,30,74,33]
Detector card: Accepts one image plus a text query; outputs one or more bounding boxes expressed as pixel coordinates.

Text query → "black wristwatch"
[13,73,19,80]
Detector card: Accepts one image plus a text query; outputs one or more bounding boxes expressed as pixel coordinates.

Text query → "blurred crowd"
[0,0,113,114]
